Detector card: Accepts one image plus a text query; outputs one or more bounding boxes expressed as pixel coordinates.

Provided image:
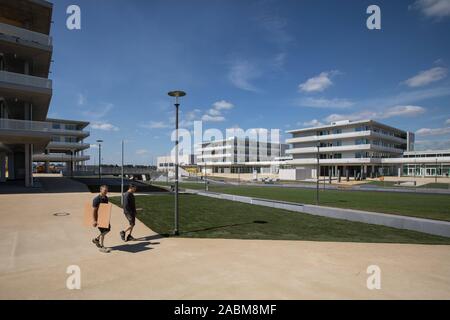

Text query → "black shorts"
[98,224,111,234]
[124,212,136,226]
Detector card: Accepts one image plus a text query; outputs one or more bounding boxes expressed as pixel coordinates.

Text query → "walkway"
[0,192,449,299]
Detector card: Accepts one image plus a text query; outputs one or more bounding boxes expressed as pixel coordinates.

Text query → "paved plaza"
[0,192,449,299]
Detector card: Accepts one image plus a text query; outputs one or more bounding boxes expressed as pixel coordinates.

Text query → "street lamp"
[168,90,186,236]
[96,139,103,180]
[121,140,124,205]
[316,142,320,205]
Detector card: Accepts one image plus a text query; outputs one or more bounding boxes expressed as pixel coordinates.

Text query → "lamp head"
[168,90,186,98]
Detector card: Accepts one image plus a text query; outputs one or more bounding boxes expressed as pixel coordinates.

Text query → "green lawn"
[110,194,450,244]
[419,183,450,190]
[365,180,402,187]
[153,182,450,221]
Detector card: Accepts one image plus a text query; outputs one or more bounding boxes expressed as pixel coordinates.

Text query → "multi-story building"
[0,0,89,186]
[33,118,90,174]
[286,119,411,178]
[196,136,288,174]
[157,154,196,171]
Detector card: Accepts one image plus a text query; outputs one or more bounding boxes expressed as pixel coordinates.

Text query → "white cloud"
[446,118,450,125]
[201,114,225,122]
[200,100,234,123]
[91,121,119,131]
[212,100,234,110]
[82,103,114,119]
[297,97,354,109]
[414,139,450,150]
[298,71,339,93]
[140,121,170,129]
[207,108,222,116]
[416,127,450,136]
[302,119,324,127]
[411,0,450,19]
[136,149,149,155]
[325,105,426,123]
[383,105,426,118]
[89,144,99,149]
[404,67,448,87]
[228,60,261,92]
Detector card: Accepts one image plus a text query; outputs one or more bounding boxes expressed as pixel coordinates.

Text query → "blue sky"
[48,0,450,164]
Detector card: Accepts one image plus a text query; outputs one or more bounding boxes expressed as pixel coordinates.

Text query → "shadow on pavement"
[111,241,157,253]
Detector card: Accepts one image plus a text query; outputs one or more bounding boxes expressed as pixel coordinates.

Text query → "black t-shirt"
[93,194,109,208]
[123,192,136,214]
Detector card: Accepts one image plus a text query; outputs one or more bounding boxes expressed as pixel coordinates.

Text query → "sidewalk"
[0,192,449,299]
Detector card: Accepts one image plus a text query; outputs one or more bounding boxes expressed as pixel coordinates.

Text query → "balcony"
[286,130,407,144]
[287,144,405,156]
[0,22,52,48]
[287,144,372,155]
[286,131,371,144]
[0,118,89,139]
[0,70,52,93]
[288,158,376,166]
[33,153,90,162]
[197,153,232,159]
[47,141,90,151]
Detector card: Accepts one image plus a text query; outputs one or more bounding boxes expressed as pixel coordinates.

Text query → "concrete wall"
[279,167,312,180]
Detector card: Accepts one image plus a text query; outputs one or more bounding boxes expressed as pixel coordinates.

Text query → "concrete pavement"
[0,192,449,299]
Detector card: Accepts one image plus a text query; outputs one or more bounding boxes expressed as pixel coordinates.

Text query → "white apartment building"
[157,154,196,171]
[286,119,412,178]
[196,136,289,174]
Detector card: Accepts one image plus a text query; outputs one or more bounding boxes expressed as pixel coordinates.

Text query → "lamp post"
[316,142,320,205]
[435,157,438,184]
[121,139,124,205]
[96,139,103,180]
[204,162,208,191]
[168,90,186,236]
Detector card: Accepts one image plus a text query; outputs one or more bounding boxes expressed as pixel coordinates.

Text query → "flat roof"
[286,119,407,135]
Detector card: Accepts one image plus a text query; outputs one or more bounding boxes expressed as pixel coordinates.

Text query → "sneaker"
[126,234,135,241]
[92,238,101,248]
[120,230,126,241]
[99,247,111,253]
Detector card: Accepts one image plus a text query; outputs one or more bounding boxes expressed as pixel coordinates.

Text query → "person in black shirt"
[92,185,111,253]
[120,184,137,242]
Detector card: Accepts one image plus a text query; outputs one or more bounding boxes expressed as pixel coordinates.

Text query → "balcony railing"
[33,154,90,162]
[0,22,52,47]
[0,118,89,136]
[0,117,52,132]
[0,70,52,90]
[47,141,90,150]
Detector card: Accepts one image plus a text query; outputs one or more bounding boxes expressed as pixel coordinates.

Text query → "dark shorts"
[98,224,111,234]
[124,212,136,226]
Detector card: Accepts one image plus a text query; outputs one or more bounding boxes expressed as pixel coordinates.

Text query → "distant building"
[285,119,450,179]
[196,136,289,174]
[157,154,196,172]
[0,0,89,186]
